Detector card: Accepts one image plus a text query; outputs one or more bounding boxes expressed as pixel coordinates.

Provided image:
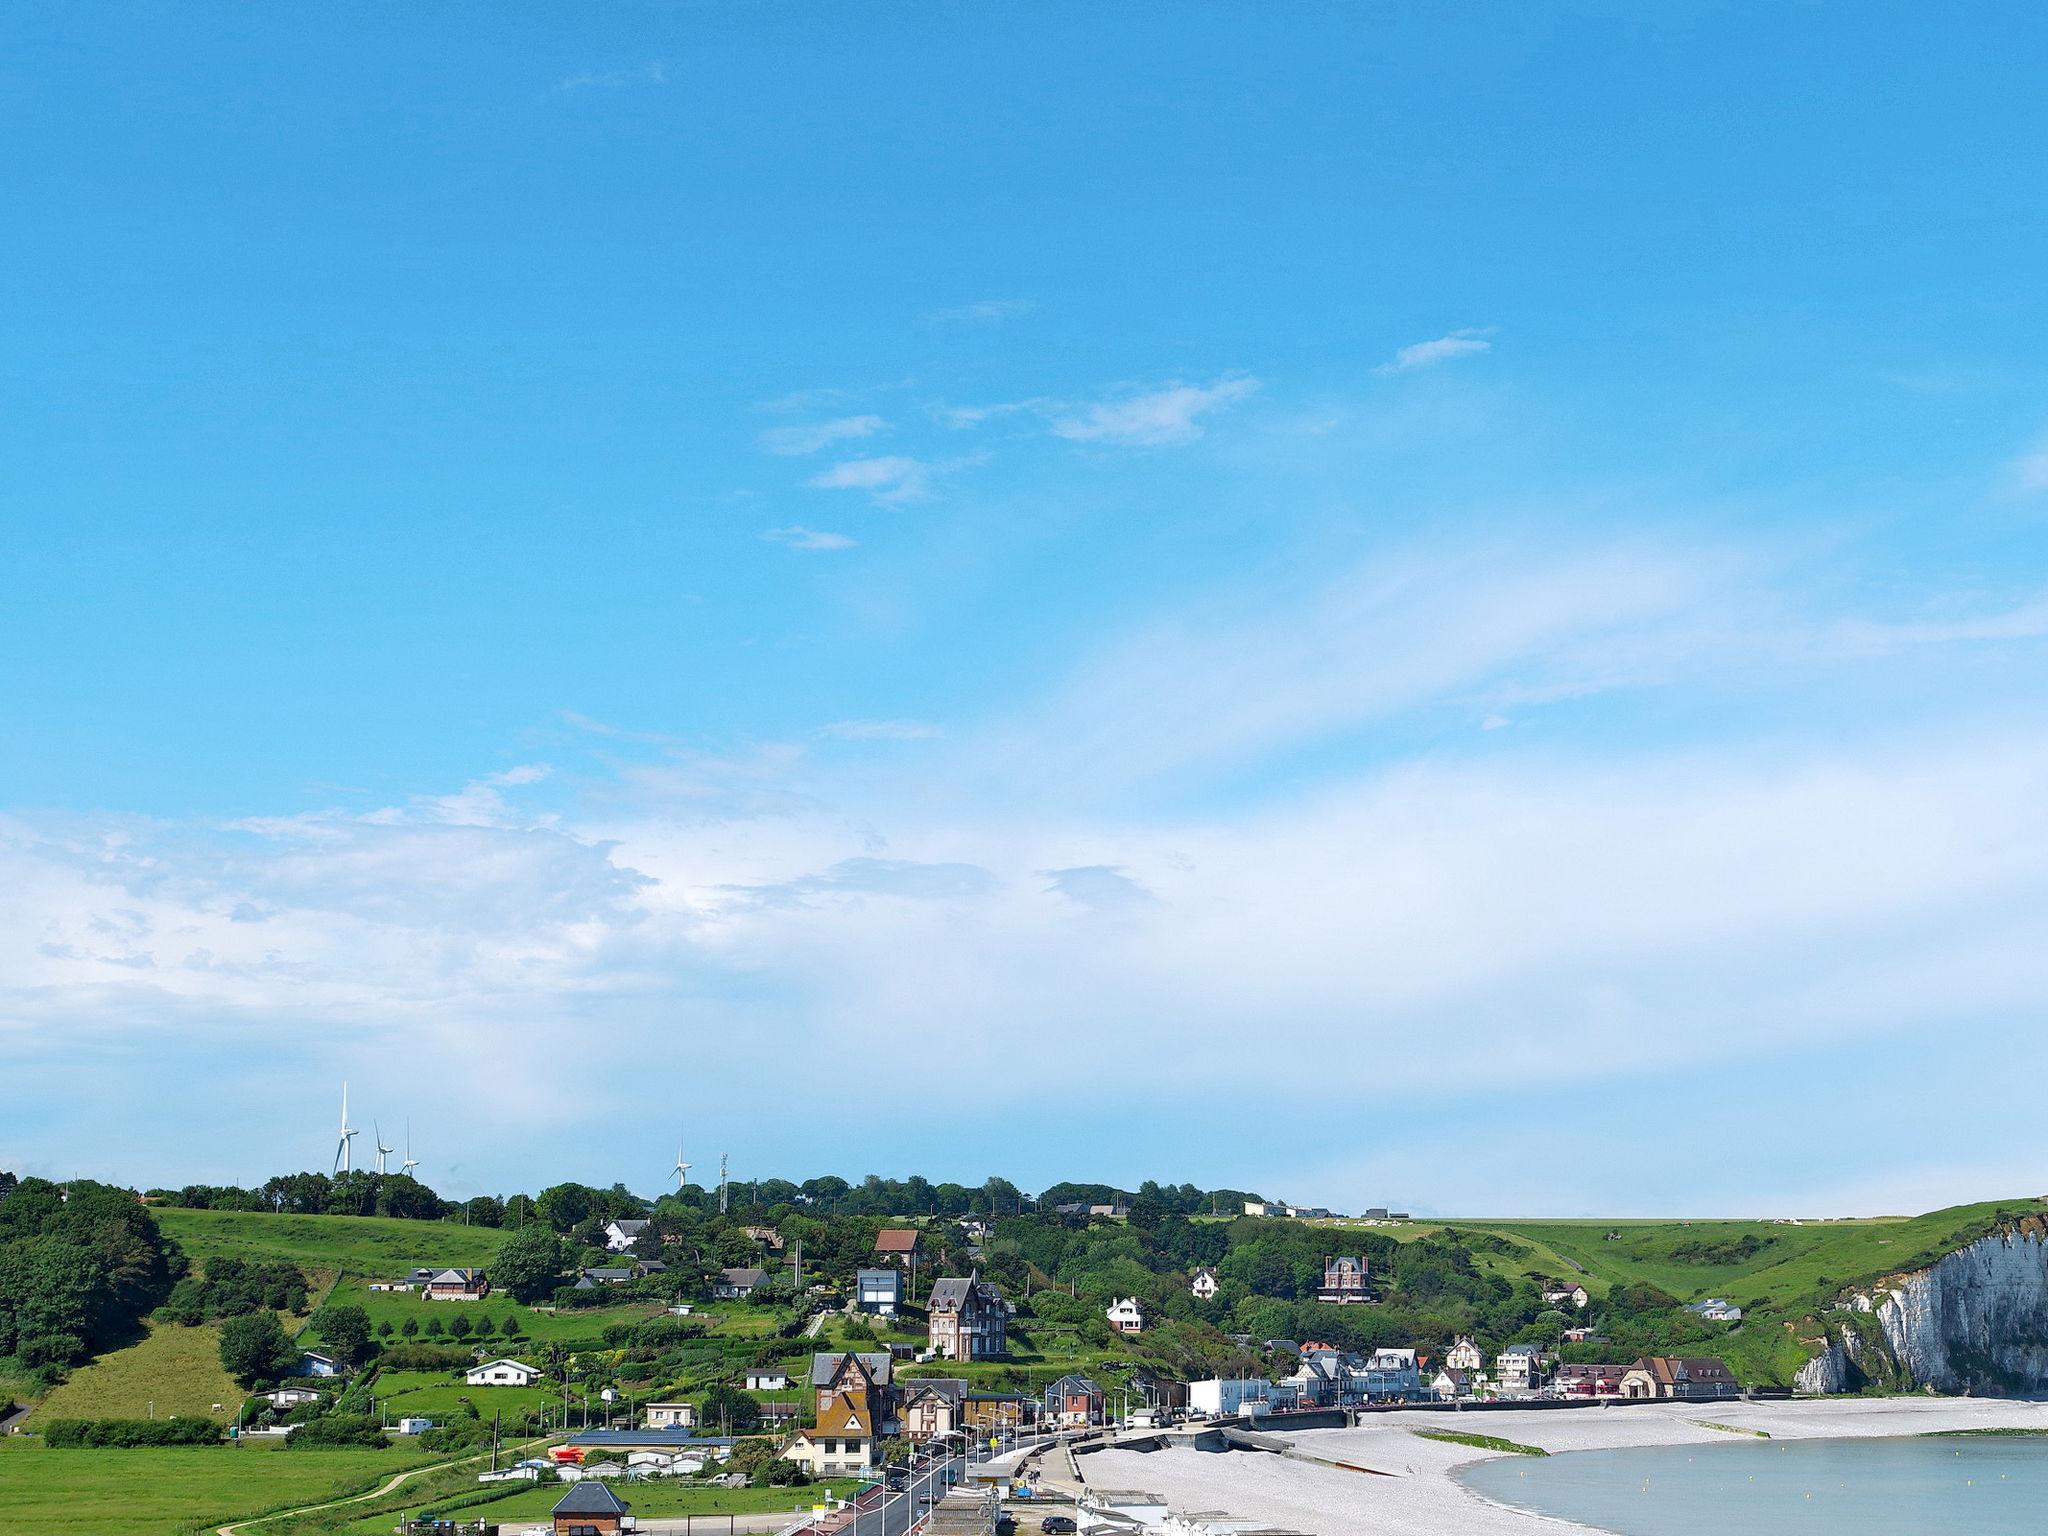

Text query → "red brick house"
[1317,1255,1369,1304]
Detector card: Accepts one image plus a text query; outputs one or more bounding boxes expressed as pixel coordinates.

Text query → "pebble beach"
[1077,1398,2048,1535]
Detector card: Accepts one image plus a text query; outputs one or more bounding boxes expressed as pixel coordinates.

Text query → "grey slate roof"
[553,1480,631,1514]
[810,1350,893,1386]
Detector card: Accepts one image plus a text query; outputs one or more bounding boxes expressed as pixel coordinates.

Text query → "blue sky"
[4,3,2047,1214]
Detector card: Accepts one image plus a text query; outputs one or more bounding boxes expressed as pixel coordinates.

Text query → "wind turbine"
[400,1120,419,1178]
[373,1121,393,1176]
[672,1139,691,1195]
[332,1084,357,1175]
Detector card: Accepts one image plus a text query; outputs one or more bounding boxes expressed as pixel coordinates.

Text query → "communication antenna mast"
[718,1152,730,1215]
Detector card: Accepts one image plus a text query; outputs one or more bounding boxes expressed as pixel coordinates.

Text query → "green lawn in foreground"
[0,1438,432,1536]
[33,1320,244,1424]
[339,1475,865,1534]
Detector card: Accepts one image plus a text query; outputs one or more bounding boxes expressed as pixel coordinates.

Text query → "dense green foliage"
[161,1257,307,1324]
[218,1313,296,1385]
[0,1178,178,1382]
[41,1416,221,1448]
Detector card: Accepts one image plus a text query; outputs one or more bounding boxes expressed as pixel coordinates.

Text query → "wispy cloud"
[762,526,857,552]
[814,719,944,742]
[926,299,1035,324]
[546,61,667,98]
[807,456,934,503]
[757,415,888,457]
[2013,435,2048,493]
[1048,376,1260,447]
[1375,327,1496,375]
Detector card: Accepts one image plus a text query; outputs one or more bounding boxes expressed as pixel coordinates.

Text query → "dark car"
[1042,1519,1077,1533]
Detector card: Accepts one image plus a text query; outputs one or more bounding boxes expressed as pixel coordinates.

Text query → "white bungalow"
[466,1358,543,1387]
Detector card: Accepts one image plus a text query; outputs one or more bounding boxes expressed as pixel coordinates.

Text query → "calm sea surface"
[1458,1434,2048,1534]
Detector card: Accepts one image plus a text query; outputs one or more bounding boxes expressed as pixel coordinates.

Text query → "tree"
[219,1313,295,1384]
[448,1312,473,1340]
[401,1316,420,1337]
[534,1184,592,1233]
[494,1224,570,1303]
[702,1383,761,1433]
[319,1304,372,1365]
[425,1315,445,1338]
[376,1319,394,1338]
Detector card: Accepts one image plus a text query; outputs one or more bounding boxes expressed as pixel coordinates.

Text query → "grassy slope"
[34,1321,243,1424]
[157,1208,511,1272]
[1461,1198,2048,1385]
[0,1439,432,1536]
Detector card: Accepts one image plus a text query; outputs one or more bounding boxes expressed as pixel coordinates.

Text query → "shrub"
[43,1416,220,1448]
[286,1413,390,1449]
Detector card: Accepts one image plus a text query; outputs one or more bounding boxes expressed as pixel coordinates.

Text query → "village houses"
[1190,1266,1219,1300]
[1105,1296,1146,1334]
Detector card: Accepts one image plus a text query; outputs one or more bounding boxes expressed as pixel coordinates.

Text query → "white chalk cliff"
[1796,1219,2048,1393]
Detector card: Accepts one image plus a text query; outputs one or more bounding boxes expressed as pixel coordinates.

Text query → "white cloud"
[547,61,666,97]
[1049,376,1260,448]
[807,456,933,503]
[926,299,1034,324]
[757,415,887,457]
[1375,327,1496,375]
[14,536,2048,1205]
[762,526,857,552]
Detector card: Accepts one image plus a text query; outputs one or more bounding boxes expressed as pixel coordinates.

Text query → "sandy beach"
[1077,1398,2048,1534]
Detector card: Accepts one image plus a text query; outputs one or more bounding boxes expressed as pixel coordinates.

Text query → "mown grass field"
[338,1475,866,1533]
[369,1368,559,1422]
[33,1320,243,1424]
[0,1438,433,1536]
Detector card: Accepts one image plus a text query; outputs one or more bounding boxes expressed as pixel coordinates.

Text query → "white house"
[466,1358,543,1388]
[604,1218,652,1253]
[1445,1335,1484,1372]
[1189,1377,1278,1416]
[1432,1367,1474,1400]
[1495,1343,1548,1392]
[1687,1298,1743,1323]
[744,1367,790,1392]
[1541,1283,1591,1310]
[1190,1267,1219,1301]
[261,1386,321,1410]
[396,1416,434,1435]
[645,1401,698,1429]
[1105,1297,1146,1335]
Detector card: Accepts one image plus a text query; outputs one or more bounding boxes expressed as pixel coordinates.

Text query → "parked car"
[1042,1519,1077,1533]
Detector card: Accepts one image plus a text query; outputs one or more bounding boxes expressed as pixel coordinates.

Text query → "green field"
[369,1368,559,1422]
[158,1208,511,1273]
[338,1475,866,1534]
[33,1320,244,1425]
[0,1438,432,1536]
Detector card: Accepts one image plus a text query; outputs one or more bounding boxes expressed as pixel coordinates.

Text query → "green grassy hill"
[157,1208,511,1272]
[32,1321,244,1425]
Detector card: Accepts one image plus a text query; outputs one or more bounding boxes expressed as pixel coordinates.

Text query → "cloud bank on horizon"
[4,3,2047,1215]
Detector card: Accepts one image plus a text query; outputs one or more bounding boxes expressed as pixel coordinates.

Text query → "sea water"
[1458,1434,2048,1534]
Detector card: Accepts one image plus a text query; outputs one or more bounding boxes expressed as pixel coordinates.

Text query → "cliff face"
[1796,1217,2048,1394]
